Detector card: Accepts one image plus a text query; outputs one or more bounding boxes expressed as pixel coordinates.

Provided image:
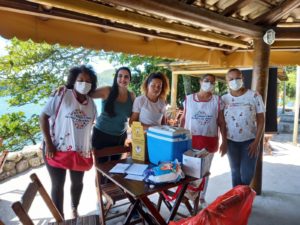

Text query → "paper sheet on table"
[109,163,131,173]
[125,174,145,181]
[125,163,148,176]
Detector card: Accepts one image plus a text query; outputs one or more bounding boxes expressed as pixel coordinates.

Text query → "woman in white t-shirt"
[40,65,97,218]
[222,68,265,187]
[180,74,227,206]
[130,72,170,129]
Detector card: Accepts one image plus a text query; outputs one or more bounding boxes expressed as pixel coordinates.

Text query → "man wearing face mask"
[222,68,265,188]
[180,74,227,207]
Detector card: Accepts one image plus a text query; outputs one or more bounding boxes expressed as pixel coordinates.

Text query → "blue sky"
[0,36,8,56]
[0,35,114,74]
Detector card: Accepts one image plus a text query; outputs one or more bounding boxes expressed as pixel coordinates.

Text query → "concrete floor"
[0,133,300,225]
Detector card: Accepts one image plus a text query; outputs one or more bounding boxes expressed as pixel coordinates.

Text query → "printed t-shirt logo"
[67,109,92,129]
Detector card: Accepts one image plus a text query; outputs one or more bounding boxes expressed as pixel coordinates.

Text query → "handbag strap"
[51,88,66,130]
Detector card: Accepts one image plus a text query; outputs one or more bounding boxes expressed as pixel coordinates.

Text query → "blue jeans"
[227,139,257,187]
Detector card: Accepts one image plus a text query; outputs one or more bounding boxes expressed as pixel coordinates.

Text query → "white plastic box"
[147,125,191,165]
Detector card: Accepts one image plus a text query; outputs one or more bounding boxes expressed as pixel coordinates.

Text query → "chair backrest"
[93,145,132,225]
[93,145,132,165]
[12,173,64,225]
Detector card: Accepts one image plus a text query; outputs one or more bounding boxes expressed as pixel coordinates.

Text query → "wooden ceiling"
[0,0,300,64]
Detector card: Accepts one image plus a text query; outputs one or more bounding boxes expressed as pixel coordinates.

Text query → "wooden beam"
[170,73,178,110]
[253,0,300,25]
[0,9,227,64]
[272,41,300,48]
[0,0,232,51]
[101,0,264,38]
[221,0,252,16]
[27,0,249,48]
[185,0,197,4]
[293,67,300,144]
[173,69,229,75]
[276,27,300,40]
[251,38,270,195]
[257,0,276,7]
[277,22,300,28]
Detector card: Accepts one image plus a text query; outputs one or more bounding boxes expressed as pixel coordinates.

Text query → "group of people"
[180,69,265,205]
[39,65,265,218]
[39,66,169,218]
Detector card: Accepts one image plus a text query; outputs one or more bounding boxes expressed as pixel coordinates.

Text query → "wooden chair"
[11,173,100,225]
[93,145,143,225]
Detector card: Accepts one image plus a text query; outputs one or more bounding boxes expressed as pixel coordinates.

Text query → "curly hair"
[65,65,97,94]
[104,66,131,117]
[141,72,170,100]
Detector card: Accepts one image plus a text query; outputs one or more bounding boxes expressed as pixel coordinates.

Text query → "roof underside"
[1,0,300,68]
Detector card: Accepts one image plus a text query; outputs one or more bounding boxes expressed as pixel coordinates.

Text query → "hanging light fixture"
[263,29,276,45]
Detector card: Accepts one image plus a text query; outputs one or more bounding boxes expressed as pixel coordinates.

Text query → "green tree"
[0,39,200,152]
[285,66,296,98]
[0,112,40,152]
[0,38,98,105]
[0,38,98,151]
[103,52,172,96]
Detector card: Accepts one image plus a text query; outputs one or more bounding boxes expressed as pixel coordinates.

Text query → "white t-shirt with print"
[42,89,97,156]
[132,95,166,126]
[222,89,265,142]
[184,94,223,137]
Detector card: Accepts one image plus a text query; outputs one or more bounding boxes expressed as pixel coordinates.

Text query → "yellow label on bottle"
[131,122,145,161]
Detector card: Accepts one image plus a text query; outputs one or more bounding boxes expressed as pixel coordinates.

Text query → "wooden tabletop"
[95,158,196,198]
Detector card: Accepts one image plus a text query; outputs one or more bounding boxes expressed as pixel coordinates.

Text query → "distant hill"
[97,69,114,86]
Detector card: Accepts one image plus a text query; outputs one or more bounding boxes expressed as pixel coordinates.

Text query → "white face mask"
[201,82,214,92]
[74,81,91,95]
[229,79,243,91]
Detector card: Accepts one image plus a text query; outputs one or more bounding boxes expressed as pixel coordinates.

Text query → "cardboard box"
[182,149,213,178]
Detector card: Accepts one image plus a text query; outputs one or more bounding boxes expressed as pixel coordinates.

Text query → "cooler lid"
[147,125,190,137]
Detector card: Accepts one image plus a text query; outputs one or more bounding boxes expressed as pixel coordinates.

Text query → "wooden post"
[170,73,178,111]
[251,38,270,195]
[293,66,300,144]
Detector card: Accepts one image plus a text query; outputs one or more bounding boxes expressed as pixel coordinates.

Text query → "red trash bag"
[169,185,256,225]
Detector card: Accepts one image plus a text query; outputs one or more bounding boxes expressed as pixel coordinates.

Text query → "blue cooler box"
[147,126,191,165]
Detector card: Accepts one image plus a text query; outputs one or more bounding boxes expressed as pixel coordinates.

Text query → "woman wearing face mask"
[130,72,170,130]
[40,65,98,218]
[180,74,227,207]
[222,68,265,187]
[91,67,135,165]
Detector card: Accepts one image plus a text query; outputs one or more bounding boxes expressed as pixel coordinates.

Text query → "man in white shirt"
[222,68,265,187]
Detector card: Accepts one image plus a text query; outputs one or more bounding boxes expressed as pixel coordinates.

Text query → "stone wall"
[0,145,44,181]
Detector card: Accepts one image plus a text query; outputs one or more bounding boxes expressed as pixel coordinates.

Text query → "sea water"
[0,96,102,117]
